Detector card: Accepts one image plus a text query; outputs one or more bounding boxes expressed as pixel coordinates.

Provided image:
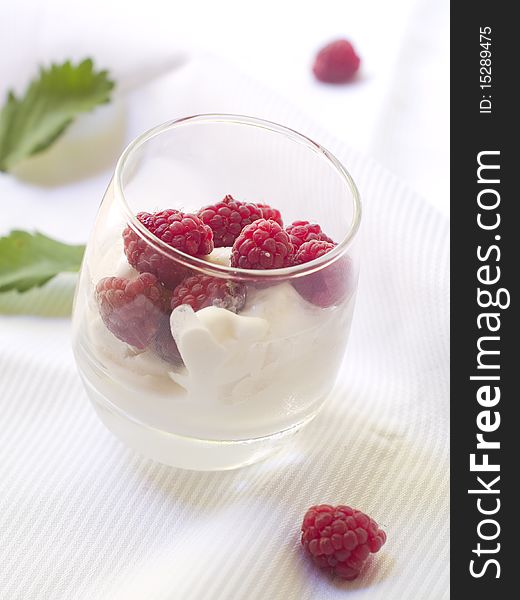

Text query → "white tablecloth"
[0,4,449,598]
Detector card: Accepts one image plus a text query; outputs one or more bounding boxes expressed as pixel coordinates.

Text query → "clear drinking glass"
[71,114,361,470]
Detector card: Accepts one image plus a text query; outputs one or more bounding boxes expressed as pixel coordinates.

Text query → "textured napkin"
[0,48,449,600]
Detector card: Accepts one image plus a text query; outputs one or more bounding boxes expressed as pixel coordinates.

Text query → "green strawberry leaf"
[0,230,85,293]
[0,273,78,316]
[0,58,114,172]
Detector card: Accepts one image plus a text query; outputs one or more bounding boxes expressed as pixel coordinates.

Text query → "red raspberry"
[293,241,351,307]
[171,274,247,313]
[313,39,361,84]
[123,209,214,289]
[257,203,283,226]
[153,315,183,366]
[198,195,263,247]
[95,273,169,349]
[286,221,334,250]
[294,239,336,264]
[301,504,386,580]
[231,219,294,270]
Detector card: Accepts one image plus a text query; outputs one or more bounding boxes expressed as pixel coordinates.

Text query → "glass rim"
[114,113,362,280]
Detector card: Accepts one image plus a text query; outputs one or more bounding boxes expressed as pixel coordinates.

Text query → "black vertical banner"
[451,2,516,597]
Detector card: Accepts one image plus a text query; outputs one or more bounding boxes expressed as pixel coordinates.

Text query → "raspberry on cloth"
[301,504,386,580]
[313,39,361,83]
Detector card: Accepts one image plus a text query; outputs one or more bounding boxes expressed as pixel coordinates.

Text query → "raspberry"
[286,221,334,250]
[257,203,283,226]
[313,39,361,84]
[123,209,214,288]
[231,219,294,270]
[153,315,183,366]
[198,195,263,247]
[294,239,336,264]
[171,274,247,313]
[123,227,183,289]
[293,241,351,307]
[301,504,386,580]
[96,273,168,349]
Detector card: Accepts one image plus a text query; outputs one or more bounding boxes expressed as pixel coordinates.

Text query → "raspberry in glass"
[230,218,294,270]
[293,240,351,307]
[286,220,334,250]
[171,274,247,313]
[257,203,283,226]
[123,209,214,289]
[95,273,169,349]
[198,195,263,247]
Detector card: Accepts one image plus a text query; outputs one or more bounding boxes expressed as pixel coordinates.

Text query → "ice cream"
[76,248,353,442]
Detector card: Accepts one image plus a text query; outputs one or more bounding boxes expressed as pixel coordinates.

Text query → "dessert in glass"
[71,114,361,470]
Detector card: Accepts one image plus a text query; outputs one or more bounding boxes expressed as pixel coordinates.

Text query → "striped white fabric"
[0,56,449,599]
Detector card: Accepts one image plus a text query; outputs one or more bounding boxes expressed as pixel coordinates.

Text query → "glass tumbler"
[72,114,361,470]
